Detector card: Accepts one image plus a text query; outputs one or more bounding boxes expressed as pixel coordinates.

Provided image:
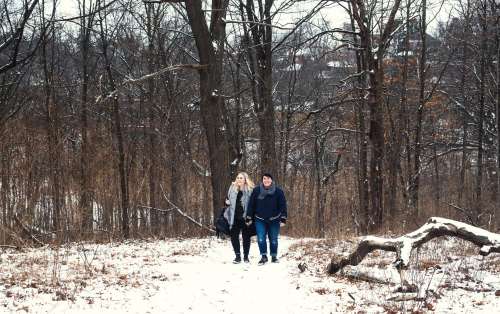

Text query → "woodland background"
[1,0,499,244]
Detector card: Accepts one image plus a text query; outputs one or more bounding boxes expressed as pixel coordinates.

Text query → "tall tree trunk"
[184,0,231,221]
[98,12,129,238]
[79,0,94,233]
[1,141,10,228]
[368,64,385,229]
[432,124,441,209]
[388,0,411,223]
[459,4,471,204]
[475,1,487,223]
[145,3,159,235]
[256,50,276,177]
[241,0,277,177]
[313,117,324,237]
[41,26,62,234]
[398,1,411,221]
[168,101,181,235]
[113,99,129,238]
[350,0,402,230]
[495,3,500,228]
[356,103,369,233]
[148,100,158,234]
[460,120,468,204]
[349,5,369,234]
[225,52,243,178]
[410,0,428,218]
[279,67,296,188]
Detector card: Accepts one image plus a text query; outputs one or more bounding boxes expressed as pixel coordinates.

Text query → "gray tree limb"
[327,217,500,274]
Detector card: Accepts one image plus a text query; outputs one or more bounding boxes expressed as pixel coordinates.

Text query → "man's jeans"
[255,219,280,257]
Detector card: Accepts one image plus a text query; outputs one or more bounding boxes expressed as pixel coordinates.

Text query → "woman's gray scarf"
[258,182,276,200]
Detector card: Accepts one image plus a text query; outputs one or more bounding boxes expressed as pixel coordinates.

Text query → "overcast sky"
[57,0,448,34]
[57,0,348,26]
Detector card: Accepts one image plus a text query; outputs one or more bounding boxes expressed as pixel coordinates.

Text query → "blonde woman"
[224,172,255,263]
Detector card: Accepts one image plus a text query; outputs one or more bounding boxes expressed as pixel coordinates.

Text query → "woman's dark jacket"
[246,185,287,222]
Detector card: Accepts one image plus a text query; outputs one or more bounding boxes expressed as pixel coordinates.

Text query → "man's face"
[262,176,272,188]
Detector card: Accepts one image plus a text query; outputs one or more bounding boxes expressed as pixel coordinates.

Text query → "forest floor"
[0,235,499,313]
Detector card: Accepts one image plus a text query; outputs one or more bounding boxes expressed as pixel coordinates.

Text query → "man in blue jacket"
[246,173,287,265]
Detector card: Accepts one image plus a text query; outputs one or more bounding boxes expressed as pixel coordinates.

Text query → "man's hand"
[245,216,252,226]
[280,217,287,227]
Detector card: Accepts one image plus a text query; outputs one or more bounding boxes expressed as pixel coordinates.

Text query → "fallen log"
[327,217,500,275]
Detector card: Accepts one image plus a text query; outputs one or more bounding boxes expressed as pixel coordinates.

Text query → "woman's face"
[236,174,245,187]
[262,176,272,188]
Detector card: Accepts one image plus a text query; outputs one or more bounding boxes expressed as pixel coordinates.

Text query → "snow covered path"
[1,237,336,314]
[2,236,500,313]
[146,238,324,314]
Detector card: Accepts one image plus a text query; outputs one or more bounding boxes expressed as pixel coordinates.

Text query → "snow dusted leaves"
[0,238,214,313]
[289,236,500,313]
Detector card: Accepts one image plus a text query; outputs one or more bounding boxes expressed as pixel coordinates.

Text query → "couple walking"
[224,172,288,265]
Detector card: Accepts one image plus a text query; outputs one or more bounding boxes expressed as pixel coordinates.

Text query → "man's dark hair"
[262,172,273,180]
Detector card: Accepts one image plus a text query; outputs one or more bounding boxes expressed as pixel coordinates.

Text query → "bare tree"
[474,0,488,222]
[78,0,99,234]
[0,0,51,129]
[493,0,500,228]
[97,1,130,238]
[349,0,403,231]
[238,0,278,176]
[408,0,428,215]
[156,0,232,221]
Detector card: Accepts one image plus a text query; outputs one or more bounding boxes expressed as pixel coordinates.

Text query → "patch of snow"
[230,158,239,166]
[327,61,351,68]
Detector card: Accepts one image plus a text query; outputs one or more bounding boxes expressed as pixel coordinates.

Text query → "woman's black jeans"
[230,219,251,257]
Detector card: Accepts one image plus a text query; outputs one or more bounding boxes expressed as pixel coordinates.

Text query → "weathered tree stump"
[327,217,500,275]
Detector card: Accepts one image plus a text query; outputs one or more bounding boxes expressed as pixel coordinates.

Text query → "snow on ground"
[0,236,499,313]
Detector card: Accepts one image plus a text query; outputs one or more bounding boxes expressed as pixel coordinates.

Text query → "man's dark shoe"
[243,256,250,263]
[258,255,268,265]
[233,255,241,264]
[271,256,278,263]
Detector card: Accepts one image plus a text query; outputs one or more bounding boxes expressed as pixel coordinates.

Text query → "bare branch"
[222,18,293,30]
[94,64,206,105]
[159,185,216,234]
[52,0,120,22]
[139,205,175,213]
[13,215,45,247]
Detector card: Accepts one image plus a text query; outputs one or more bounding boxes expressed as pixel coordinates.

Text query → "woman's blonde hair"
[232,172,255,191]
